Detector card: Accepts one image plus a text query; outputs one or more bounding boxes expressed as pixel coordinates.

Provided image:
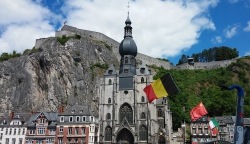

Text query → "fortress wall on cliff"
[51,25,171,69]
[173,58,238,70]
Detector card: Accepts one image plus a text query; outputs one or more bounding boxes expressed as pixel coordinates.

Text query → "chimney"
[58,105,64,114]
[10,111,14,120]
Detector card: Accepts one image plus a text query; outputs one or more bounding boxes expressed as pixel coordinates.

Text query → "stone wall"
[173,58,238,70]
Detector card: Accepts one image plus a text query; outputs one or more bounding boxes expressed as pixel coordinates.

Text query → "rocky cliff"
[0,36,119,114]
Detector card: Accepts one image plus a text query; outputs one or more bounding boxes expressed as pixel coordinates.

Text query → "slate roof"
[136,62,150,76]
[104,64,117,76]
[59,105,92,116]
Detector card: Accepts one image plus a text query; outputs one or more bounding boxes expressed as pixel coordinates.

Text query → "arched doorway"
[116,128,134,144]
[158,135,166,144]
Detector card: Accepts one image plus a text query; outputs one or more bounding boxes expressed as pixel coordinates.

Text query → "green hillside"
[149,56,250,130]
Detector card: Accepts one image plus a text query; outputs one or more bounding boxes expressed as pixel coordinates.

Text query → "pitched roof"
[59,105,92,116]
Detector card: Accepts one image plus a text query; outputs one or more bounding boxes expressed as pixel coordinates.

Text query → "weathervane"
[127,2,130,14]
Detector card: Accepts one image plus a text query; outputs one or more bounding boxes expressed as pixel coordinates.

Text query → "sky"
[0,0,250,65]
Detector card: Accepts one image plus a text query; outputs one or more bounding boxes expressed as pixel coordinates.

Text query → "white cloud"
[211,36,222,44]
[224,25,239,39]
[0,0,61,54]
[228,0,239,4]
[61,0,218,58]
[244,21,250,32]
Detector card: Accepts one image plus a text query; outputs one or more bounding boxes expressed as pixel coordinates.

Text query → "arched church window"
[108,98,111,104]
[119,103,133,124]
[158,109,164,117]
[141,77,144,83]
[130,57,134,63]
[125,57,128,64]
[108,79,112,85]
[106,113,111,120]
[139,125,147,141]
[105,126,112,141]
[141,112,146,119]
[141,96,145,102]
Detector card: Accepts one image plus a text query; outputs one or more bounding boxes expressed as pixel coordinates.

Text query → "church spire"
[124,2,132,38]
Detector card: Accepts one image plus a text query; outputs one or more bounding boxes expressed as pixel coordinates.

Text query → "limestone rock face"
[0,36,119,114]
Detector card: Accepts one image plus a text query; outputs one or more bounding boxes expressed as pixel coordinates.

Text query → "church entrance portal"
[116,128,134,144]
[158,135,166,144]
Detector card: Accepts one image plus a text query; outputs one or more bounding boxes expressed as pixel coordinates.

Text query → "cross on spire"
[127,2,131,14]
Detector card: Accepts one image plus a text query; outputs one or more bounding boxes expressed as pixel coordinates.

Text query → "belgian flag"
[143,73,179,103]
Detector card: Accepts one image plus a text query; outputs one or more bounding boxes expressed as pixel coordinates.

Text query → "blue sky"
[0,0,250,65]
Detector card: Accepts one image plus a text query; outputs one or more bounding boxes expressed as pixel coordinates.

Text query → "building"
[98,14,173,144]
[26,111,58,144]
[0,112,30,144]
[190,116,216,143]
[216,116,234,142]
[55,105,99,144]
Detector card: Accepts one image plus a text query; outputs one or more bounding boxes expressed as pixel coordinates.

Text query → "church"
[98,14,174,144]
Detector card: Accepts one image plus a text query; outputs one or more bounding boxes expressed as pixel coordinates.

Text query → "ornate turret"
[119,13,137,90]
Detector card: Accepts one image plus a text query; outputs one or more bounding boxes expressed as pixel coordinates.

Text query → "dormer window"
[69,116,73,122]
[71,109,75,113]
[79,110,83,113]
[76,116,80,122]
[82,116,86,122]
[140,68,145,74]
[60,116,64,122]
[108,70,113,74]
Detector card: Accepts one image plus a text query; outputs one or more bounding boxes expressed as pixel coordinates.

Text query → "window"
[22,128,25,135]
[82,127,86,134]
[18,128,20,135]
[59,126,63,132]
[193,128,196,135]
[119,103,133,124]
[71,109,75,113]
[0,133,2,140]
[6,138,9,144]
[36,140,42,144]
[68,127,72,135]
[140,68,145,74]
[75,127,79,135]
[76,116,80,122]
[13,128,16,135]
[141,77,144,83]
[9,128,12,135]
[49,129,55,135]
[141,96,145,102]
[108,79,112,85]
[82,116,86,122]
[106,113,111,120]
[5,128,8,135]
[81,138,85,143]
[19,138,22,144]
[108,98,111,104]
[91,117,94,122]
[26,139,33,144]
[60,116,64,122]
[69,116,73,122]
[139,125,147,141]
[124,69,129,73]
[12,138,16,144]
[125,57,128,63]
[105,126,112,141]
[141,112,146,119]
[108,70,113,74]
[130,57,134,63]
[157,109,164,117]
[67,138,71,143]
[74,138,78,143]
[40,119,44,124]
[58,138,63,144]
[46,138,54,144]
[37,128,45,135]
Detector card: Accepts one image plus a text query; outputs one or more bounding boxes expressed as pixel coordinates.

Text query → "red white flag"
[190,102,208,121]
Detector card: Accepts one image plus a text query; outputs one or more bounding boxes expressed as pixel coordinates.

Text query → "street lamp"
[182,124,186,144]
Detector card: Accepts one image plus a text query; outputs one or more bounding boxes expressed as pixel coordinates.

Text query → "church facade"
[98,14,174,144]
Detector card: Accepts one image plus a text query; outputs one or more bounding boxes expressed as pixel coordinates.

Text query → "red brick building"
[26,112,58,144]
[55,105,98,144]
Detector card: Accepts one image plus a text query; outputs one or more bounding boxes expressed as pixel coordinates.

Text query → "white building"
[0,112,30,144]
